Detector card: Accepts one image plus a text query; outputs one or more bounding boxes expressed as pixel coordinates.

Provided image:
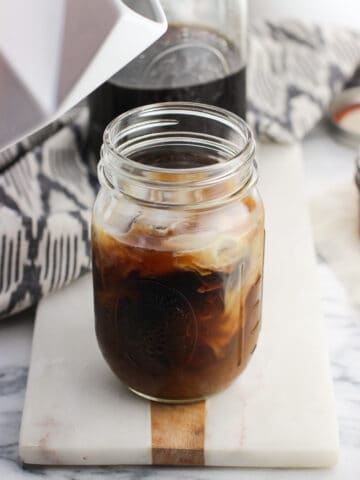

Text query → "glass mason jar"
[89,0,247,154]
[92,102,264,403]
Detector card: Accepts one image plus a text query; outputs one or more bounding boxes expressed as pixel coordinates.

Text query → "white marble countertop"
[1,122,359,479]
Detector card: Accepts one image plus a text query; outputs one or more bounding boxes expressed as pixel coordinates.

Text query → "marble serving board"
[19,143,339,468]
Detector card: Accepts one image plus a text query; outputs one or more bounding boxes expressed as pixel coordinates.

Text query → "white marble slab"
[19,143,339,467]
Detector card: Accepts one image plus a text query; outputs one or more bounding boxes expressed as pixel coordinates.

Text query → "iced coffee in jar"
[92,102,264,403]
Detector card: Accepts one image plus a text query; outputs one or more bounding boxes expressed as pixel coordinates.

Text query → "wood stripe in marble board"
[151,401,206,465]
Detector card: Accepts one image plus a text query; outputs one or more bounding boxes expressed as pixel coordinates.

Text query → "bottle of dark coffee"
[89,0,248,155]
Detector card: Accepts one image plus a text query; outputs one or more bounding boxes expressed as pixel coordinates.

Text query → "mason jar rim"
[102,102,254,175]
[99,102,257,208]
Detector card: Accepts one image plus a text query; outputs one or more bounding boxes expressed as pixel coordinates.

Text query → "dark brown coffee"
[89,25,246,154]
[92,205,263,401]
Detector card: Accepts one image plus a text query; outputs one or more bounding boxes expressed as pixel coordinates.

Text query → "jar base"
[128,387,207,404]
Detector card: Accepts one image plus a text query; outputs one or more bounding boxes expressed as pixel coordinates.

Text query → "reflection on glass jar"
[92,102,264,403]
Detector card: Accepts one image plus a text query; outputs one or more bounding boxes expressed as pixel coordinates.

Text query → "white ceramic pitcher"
[0,0,167,150]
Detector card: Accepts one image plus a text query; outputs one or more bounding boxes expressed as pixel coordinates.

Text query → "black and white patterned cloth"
[0,109,97,318]
[248,20,360,142]
[1,20,360,318]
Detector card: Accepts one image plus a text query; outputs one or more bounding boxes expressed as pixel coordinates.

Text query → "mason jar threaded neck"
[98,102,256,208]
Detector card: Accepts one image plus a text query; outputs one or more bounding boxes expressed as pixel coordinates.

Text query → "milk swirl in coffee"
[92,150,264,401]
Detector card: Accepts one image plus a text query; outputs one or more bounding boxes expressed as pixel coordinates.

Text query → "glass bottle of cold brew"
[89,0,248,154]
